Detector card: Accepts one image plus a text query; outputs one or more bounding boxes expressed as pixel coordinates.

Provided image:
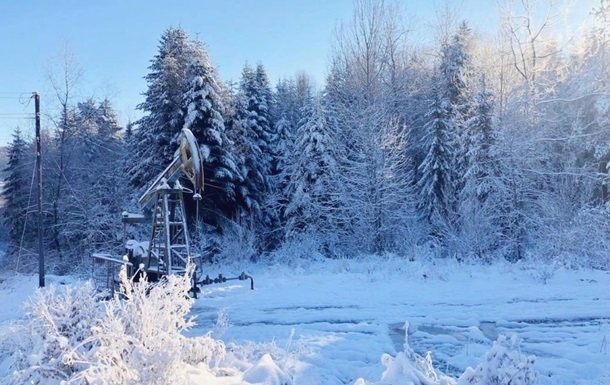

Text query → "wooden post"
[34,92,44,288]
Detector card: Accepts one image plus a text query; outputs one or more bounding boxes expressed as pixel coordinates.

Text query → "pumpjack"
[92,128,253,295]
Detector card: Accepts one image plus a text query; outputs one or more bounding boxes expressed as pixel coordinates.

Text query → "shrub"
[6,281,102,384]
[353,322,538,385]
[457,335,537,385]
[2,264,228,385]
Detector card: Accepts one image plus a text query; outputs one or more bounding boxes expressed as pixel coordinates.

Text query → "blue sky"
[0,0,596,145]
[0,0,356,144]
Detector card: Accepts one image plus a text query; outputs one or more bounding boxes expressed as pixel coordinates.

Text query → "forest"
[2,0,609,274]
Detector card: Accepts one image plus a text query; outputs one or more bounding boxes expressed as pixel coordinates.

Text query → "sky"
[0,0,598,146]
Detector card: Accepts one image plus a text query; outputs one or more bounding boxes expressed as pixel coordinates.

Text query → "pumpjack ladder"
[145,186,191,276]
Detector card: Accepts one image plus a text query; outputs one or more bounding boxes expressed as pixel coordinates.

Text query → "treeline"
[3,0,609,272]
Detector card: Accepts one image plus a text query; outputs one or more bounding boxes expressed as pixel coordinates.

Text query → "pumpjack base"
[91,252,254,297]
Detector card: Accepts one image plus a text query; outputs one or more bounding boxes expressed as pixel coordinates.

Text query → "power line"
[0,92,35,124]
[0,92,32,95]
[0,92,35,110]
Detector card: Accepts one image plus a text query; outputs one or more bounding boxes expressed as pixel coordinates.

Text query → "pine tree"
[46,105,79,262]
[129,26,192,189]
[268,115,292,233]
[440,22,474,112]
[284,95,339,239]
[457,77,502,259]
[270,75,314,233]
[124,120,134,141]
[439,21,476,202]
[2,128,35,256]
[182,42,241,223]
[254,64,275,149]
[416,80,454,234]
[230,63,276,231]
[462,77,497,203]
[271,78,297,179]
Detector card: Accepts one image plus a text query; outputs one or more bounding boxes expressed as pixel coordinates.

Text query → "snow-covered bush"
[76,264,226,385]
[528,205,610,270]
[193,218,259,265]
[224,331,299,384]
[353,321,456,385]
[6,281,103,384]
[354,322,538,385]
[242,354,291,385]
[267,233,325,266]
[2,264,230,385]
[456,335,537,385]
[213,219,258,264]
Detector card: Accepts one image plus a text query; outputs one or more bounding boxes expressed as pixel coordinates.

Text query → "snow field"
[189,257,610,384]
[0,257,608,384]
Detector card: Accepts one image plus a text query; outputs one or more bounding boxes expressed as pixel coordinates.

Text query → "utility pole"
[34,92,44,288]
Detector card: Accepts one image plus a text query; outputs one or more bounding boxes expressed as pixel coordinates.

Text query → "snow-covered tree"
[440,21,475,114]
[182,42,242,225]
[129,26,192,189]
[50,99,127,264]
[500,0,566,117]
[273,75,313,130]
[462,77,497,204]
[230,63,278,242]
[326,0,420,255]
[283,95,340,240]
[44,46,83,264]
[128,28,248,252]
[455,77,503,259]
[439,21,476,205]
[270,74,314,235]
[416,79,454,237]
[272,75,314,175]
[2,128,35,259]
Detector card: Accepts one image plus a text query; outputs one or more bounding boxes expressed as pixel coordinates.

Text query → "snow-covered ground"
[0,256,608,384]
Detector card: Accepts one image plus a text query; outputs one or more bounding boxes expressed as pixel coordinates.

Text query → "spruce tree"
[231,63,276,230]
[440,22,474,112]
[284,95,339,238]
[271,75,314,233]
[458,77,501,259]
[2,128,35,256]
[439,21,476,202]
[130,26,192,189]
[182,41,241,223]
[416,79,454,233]
[462,76,497,203]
